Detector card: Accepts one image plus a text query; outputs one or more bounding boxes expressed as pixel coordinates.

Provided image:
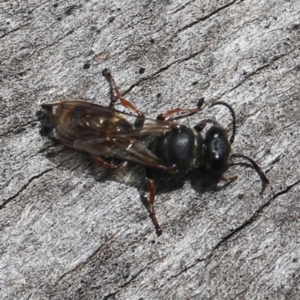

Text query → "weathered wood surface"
[1,0,300,299]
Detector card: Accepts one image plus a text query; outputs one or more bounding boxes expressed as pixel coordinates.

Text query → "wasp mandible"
[40,69,269,236]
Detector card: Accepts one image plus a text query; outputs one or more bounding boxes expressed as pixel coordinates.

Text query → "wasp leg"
[147,177,163,236]
[156,98,204,121]
[102,69,145,119]
[194,119,221,132]
[194,120,209,132]
[220,175,238,182]
[89,155,119,169]
[156,107,201,121]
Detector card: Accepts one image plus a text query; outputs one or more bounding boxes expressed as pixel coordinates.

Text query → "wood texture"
[1,0,300,299]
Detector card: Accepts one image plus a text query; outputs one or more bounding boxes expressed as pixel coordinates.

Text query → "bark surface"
[1,0,300,299]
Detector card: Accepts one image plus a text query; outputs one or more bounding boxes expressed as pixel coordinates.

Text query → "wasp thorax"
[151,126,196,171]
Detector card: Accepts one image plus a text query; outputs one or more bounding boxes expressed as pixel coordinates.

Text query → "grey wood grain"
[1,0,300,299]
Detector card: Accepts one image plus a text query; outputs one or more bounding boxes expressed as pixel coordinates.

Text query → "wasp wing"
[45,101,176,172]
[54,120,174,171]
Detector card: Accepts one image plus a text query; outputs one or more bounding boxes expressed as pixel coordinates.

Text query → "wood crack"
[220,47,298,99]
[0,119,37,137]
[174,0,238,36]
[123,49,204,95]
[123,42,295,100]
[166,178,300,282]
[54,230,122,285]
[0,163,64,210]
[101,257,166,299]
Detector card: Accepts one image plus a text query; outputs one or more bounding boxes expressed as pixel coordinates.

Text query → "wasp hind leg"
[102,69,145,119]
[89,155,120,169]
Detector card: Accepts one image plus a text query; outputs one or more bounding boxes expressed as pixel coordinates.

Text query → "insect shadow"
[55,150,228,220]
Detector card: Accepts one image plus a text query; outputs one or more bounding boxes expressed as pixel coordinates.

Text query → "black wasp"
[40,69,269,236]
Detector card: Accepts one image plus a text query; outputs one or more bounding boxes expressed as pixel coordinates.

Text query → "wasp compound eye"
[203,126,231,174]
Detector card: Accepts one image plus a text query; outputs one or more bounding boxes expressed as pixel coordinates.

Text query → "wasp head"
[202,125,231,174]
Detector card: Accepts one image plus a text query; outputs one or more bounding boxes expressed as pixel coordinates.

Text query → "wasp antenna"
[231,153,269,194]
[209,101,236,144]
